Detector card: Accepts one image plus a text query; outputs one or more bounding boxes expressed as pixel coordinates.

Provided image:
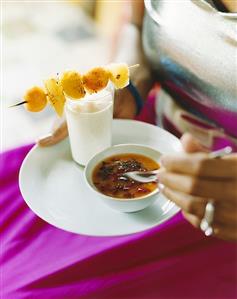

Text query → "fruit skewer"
[10,63,139,117]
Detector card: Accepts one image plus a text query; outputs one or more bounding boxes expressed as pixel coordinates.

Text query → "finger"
[163,187,237,225]
[37,134,54,147]
[162,187,207,218]
[161,153,237,178]
[37,136,65,147]
[182,211,200,228]
[52,122,68,138]
[212,226,237,242]
[37,131,67,147]
[37,123,68,147]
[158,170,237,200]
[180,133,209,153]
[183,212,237,241]
[223,153,237,160]
[37,136,61,147]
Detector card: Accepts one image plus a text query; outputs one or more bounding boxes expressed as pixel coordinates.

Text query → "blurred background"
[1,0,129,150]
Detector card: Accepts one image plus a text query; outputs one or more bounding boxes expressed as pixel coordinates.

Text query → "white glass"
[65,85,114,166]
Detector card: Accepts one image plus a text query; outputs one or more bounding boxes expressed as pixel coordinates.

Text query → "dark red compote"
[92,153,159,199]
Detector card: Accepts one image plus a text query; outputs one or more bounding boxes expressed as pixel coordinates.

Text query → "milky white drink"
[65,87,114,166]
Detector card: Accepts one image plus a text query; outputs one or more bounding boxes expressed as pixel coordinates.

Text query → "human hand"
[111,21,154,119]
[113,69,154,119]
[159,133,237,241]
[113,86,137,119]
[37,119,68,147]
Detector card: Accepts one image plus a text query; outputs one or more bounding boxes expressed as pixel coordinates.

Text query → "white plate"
[19,120,182,236]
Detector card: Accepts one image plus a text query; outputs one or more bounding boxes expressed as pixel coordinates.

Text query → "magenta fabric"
[1,100,237,299]
[1,144,237,299]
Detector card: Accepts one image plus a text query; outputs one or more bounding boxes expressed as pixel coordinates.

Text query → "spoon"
[123,146,233,183]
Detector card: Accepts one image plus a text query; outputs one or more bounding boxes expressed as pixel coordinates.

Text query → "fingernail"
[159,183,165,192]
[37,133,53,142]
[37,133,53,141]
[36,134,53,146]
[160,156,165,166]
[156,169,163,179]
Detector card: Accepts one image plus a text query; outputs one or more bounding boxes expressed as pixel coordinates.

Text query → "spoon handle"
[142,170,160,175]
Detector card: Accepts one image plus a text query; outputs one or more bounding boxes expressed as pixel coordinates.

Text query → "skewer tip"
[8,100,27,108]
[128,64,140,69]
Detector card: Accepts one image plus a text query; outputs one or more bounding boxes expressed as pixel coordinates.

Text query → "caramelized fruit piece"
[24,86,47,112]
[107,63,129,89]
[44,78,66,117]
[60,71,86,99]
[82,67,109,94]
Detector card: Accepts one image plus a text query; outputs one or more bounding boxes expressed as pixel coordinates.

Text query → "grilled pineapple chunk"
[44,78,66,117]
[82,67,109,94]
[24,86,47,112]
[107,63,129,89]
[60,71,86,99]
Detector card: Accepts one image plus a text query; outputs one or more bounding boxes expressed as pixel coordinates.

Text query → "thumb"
[180,133,209,153]
[37,121,68,147]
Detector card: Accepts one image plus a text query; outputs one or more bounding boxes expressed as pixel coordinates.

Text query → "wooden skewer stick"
[8,101,27,108]
[128,64,140,69]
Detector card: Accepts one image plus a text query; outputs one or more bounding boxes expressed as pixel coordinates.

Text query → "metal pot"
[143,0,237,136]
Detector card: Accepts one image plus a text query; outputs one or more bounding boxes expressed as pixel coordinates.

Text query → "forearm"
[131,0,145,29]
[111,1,155,119]
[112,20,154,116]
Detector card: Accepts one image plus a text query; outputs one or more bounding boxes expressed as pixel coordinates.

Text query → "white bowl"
[84,144,161,213]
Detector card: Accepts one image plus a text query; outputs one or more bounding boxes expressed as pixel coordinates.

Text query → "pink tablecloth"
[1,99,237,299]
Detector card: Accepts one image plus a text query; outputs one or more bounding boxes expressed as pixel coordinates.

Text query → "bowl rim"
[84,143,161,202]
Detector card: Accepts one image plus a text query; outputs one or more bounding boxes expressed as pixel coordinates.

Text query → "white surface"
[19,120,182,236]
[85,144,161,212]
[65,88,113,166]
